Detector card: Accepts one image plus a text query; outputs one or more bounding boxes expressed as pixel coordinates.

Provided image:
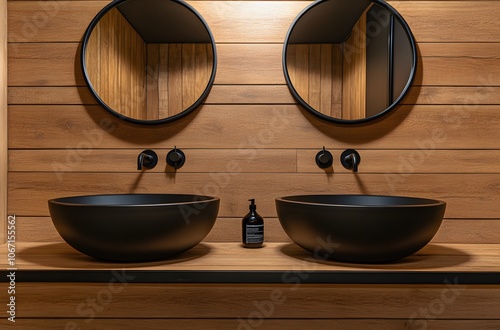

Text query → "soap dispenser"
[242,199,264,248]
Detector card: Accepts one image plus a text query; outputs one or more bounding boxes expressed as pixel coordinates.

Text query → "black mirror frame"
[81,0,218,125]
[282,0,417,125]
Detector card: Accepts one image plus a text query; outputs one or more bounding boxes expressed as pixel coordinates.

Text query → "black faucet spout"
[137,150,158,170]
[340,149,361,172]
[346,154,358,172]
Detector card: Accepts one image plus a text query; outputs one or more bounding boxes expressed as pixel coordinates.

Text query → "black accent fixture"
[282,0,417,124]
[340,149,361,172]
[3,270,500,285]
[315,146,334,169]
[137,149,158,170]
[81,0,217,125]
[48,194,220,262]
[166,146,186,170]
[276,195,446,263]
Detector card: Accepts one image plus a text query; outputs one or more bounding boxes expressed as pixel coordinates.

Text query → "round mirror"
[81,0,217,125]
[283,0,416,124]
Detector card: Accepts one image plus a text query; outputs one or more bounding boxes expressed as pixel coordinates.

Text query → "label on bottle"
[245,224,264,244]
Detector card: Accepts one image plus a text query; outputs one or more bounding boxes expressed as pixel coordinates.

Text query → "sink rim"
[48,193,220,208]
[276,194,445,208]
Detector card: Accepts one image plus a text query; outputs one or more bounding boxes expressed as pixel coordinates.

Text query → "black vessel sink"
[276,195,446,263]
[48,194,219,262]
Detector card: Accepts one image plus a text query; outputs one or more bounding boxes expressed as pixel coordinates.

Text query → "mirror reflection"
[284,0,416,123]
[82,0,216,124]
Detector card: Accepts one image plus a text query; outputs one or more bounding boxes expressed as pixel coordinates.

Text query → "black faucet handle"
[137,149,158,170]
[166,146,186,170]
[341,149,361,172]
[315,146,333,169]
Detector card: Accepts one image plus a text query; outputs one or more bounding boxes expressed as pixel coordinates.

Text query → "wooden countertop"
[2,242,500,284]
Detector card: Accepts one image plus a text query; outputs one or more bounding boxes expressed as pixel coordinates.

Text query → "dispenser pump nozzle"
[248,199,256,211]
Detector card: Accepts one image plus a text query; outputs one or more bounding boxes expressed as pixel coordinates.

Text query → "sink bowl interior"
[48,194,219,262]
[276,194,446,263]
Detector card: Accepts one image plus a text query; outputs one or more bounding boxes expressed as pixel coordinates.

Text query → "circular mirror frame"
[282,0,417,125]
[81,0,217,125]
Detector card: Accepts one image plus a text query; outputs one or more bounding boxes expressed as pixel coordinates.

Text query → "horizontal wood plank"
[391,1,500,43]
[9,149,298,173]
[7,86,96,105]
[402,86,500,105]
[8,1,500,43]
[7,173,500,218]
[7,1,308,43]
[3,281,499,319]
[9,85,500,106]
[3,319,500,330]
[8,43,500,86]
[12,217,500,244]
[296,150,500,174]
[9,149,500,174]
[8,105,500,149]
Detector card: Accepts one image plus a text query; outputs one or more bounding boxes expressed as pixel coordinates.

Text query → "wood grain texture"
[2,319,500,330]
[0,0,6,243]
[4,1,500,323]
[85,7,147,119]
[13,217,500,244]
[7,173,500,218]
[3,242,500,272]
[296,150,500,174]
[8,42,500,86]
[7,105,500,149]
[9,149,500,174]
[390,1,500,43]
[342,12,367,120]
[7,1,500,43]
[286,44,344,117]
[9,149,298,173]
[1,280,500,319]
[8,85,500,106]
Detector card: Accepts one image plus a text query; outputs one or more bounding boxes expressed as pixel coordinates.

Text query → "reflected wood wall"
[342,10,367,120]
[85,8,213,120]
[146,43,213,119]
[286,11,368,120]
[85,7,148,119]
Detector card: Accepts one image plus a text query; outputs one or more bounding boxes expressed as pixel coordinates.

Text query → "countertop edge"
[2,269,500,284]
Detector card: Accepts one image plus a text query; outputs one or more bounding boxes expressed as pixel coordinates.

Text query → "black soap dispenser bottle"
[242,199,264,248]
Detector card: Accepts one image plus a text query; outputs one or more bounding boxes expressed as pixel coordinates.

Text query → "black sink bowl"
[276,195,446,263]
[48,194,219,262]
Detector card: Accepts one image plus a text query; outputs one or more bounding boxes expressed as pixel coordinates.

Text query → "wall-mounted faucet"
[340,149,361,172]
[137,150,158,170]
[315,146,333,169]
[166,146,186,170]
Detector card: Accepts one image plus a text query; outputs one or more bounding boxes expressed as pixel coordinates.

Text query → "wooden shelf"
[2,242,500,284]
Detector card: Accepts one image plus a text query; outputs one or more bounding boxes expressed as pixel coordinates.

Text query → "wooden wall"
[85,6,213,121]
[85,7,148,119]
[286,11,369,120]
[6,0,500,245]
[3,0,500,327]
[0,0,6,243]
[145,43,213,119]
